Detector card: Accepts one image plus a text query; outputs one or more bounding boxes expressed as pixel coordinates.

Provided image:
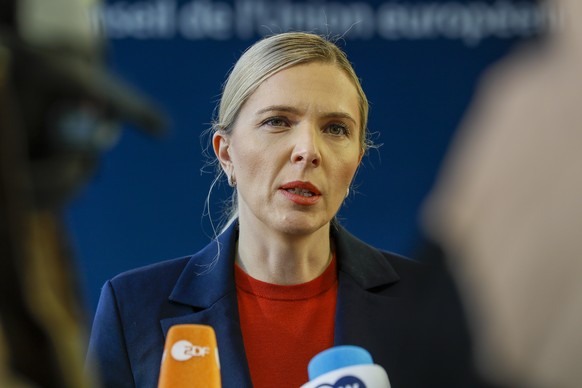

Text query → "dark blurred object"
[1,0,166,386]
[2,0,165,208]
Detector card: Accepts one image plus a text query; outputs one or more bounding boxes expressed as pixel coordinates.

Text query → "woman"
[88,32,479,388]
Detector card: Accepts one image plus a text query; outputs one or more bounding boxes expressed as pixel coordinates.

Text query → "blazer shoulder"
[106,255,195,308]
[110,255,191,286]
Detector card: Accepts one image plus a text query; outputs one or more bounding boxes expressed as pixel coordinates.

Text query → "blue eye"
[263,117,289,127]
[325,123,350,136]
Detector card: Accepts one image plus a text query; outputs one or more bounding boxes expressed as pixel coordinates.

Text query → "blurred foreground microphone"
[158,324,222,388]
[301,346,390,388]
[2,0,167,208]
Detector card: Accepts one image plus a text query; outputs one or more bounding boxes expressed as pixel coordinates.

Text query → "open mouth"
[279,181,321,204]
[285,188,315,197]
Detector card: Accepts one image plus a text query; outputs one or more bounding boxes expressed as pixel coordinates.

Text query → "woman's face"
[214,62,363,236]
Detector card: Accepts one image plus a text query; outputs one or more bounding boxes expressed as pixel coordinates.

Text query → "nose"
[290,125,321,167]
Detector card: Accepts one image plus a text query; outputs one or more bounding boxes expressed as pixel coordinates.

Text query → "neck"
[235,219,332,285]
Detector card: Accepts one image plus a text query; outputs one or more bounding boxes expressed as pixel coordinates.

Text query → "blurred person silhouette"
[421,0,582,386]
[0,0,164,386]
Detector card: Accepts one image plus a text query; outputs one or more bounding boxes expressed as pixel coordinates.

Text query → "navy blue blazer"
[88,222,484,387]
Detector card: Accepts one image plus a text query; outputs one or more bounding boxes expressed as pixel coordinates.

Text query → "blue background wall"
[65,0,545,318]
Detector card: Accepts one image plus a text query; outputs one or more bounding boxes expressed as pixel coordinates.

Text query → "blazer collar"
[332,223,400,289]
[168,220,400,308]
[168,221,239,308]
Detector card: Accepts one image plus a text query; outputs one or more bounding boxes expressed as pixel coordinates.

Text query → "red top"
[235,255,338,388]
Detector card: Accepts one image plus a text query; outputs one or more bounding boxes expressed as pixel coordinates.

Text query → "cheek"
[231,133,289,175]
[327,163,359,204]
[229,135,256,168]
[340,165,359,188]
[232,150,261,178]
[230,142,277,186]
[336,152,361,183]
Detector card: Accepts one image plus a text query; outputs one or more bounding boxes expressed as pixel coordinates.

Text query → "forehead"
[242,62,360,121]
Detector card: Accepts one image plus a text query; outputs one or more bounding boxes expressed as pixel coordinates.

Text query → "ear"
[212,132,233,173]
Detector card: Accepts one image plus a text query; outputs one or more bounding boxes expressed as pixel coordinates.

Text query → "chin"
[273,214,330,236]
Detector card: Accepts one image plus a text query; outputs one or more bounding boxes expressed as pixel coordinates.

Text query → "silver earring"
[228,173,236,187]
[346,187,350,198]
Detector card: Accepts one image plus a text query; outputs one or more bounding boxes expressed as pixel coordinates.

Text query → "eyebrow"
[255,105,301,116]
[255,105,357,125]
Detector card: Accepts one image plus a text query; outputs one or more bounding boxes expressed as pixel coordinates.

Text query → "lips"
[285,187,315,196]
[279,181,321,205]
[280,181,321,195]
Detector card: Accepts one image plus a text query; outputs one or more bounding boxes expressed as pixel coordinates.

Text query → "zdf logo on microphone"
[170,340,210,361]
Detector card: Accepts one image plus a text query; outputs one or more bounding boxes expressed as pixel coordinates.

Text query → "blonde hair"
[213,32,369,148]
[209,32,370,232]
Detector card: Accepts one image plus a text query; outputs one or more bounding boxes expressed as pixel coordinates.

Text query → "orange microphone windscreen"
[158,324,221,388]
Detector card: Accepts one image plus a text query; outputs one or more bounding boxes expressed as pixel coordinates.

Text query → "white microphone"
[301,345,390,388]
[158,324,221,388]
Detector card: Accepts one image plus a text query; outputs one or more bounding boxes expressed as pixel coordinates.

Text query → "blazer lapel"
[332,225,405,359]
[159,222,253,387]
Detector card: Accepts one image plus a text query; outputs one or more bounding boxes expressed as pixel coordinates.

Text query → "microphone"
[158,324,221,388]
[301,345,390,388]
